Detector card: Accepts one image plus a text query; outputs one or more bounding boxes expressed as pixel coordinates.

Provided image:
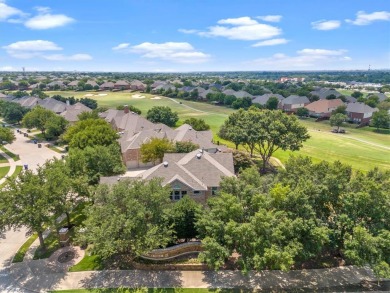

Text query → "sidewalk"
[0,149,20,185]
[7,260,382,292]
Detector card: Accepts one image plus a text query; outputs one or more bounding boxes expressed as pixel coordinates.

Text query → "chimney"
[124,105,129,114]
[66,100,70,109]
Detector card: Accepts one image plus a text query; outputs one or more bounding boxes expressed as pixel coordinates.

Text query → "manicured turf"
[0,145,20,161]
[47,91,390,171]
[0,165,10,178]
[0,153,8,163]
[12,233,38,263]
[68,247,104,272]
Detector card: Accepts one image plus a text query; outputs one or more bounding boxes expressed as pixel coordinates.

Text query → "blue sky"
[0,0,389,72]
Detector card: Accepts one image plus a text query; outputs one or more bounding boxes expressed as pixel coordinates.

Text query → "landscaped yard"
[0,165,10,178]
[46,91,390,171]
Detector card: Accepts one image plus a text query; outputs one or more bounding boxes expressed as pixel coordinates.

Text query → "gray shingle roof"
[346,102,378,114]
[282,95,310,105]
[252,94,284,105]
[60,102,92,122]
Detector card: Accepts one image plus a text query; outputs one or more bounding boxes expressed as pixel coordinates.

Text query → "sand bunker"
[97,93,107,96]
[151,96,162,100]
[84,94,94,97]
[132,94,146,99]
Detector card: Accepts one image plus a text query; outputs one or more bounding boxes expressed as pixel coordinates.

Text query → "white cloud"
[252,38,289,47]
[297,48,347,56]
[249,48,351,70]
[3,40,62,52]
[43,54,93,61]
[178,29,200,34]
[112,43,130,50]
[346,11,390,25]
[129,42,210,63]
[217,16,258,26]
[3,40,91,61]
[256,15,282,22]
[0,1,27,21]
[0,66,17,71]
[311,20,341,30]
[181,16,281,41]
[24,7,74,29]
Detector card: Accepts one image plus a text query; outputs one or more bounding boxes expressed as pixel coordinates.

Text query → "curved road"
[0,130,62,293]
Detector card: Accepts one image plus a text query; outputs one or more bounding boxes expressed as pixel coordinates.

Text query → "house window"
[181,191,187,197]
[174,190,181,200]
[193,190,200,195]
[211,187,218,195]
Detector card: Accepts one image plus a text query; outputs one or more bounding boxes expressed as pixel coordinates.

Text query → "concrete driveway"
[0,130,62,292]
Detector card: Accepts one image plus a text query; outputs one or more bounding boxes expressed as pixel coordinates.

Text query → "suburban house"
[346,102,378,124]
[86,80,98,88]
[151,84,176,93]
[101,150,235,204]
[304,99,344,118]
[222,89,253,99]
[310,88,342,100]
[367,93,388,102]
[114,80,130,90]
[15,97,67,114]
[280,95,310,112]
[151,81,167,89]
[67,80,79,89]
[46,81,66,89]
[100,106,222,169]
[130,80,147,91]
[60,102,92,123]
[252,93,284,106]
[99,81,115,91]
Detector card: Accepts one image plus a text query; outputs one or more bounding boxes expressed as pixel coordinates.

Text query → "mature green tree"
[43,159,89,227]
[77,111,100,120]
[232,150,254,173]
[169,196,201,241]
[0,167,59,250]
[218,109,247,150]
[116,104,142,114]
[63,118,119,149]
[371,110,390,130]
[253,109,309,171]
[67,144,125,184]
[79,97,98,110]
[351,91,363,99]
[330,113,347,132]
[140,137,174,164]
[22,106,56,133]
[77,179,173,259]
[2,102,28,123]
[0,127,15,144]
[296,107,309,117]
[183,117,210,131]
[332,105,347,115]
[174,141,199,153]
[326,94,337,100]
[146,106,179,127]
[265,97,279,110]
[45,115,68,139]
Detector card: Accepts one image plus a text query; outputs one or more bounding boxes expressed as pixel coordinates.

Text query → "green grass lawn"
[0,146,20,161]
[0,153,8,163]
[46,91,390,171]
[0,165,10,178]
[69,246,104,272]
[12,233,38,262]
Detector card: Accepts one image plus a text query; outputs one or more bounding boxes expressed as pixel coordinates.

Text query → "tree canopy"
[140,137,174,164]
[183,117,210,131]
[77,179,173,259]
[146,106,179,127]
[371,110,390,130]
[0,127,15,144]
[22,106,56,133]
[63,118,119,149]
[330,113,347,131]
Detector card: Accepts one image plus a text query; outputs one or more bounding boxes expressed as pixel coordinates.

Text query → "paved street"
[0,131,62,292]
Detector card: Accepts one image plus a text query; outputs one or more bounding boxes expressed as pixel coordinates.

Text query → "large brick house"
[280,95,310,113]
[100,107,222,169]
[346,102,378,124]
[101,150,235,204]
[305,99,344,118]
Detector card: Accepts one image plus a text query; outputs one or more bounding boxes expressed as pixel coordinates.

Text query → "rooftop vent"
[163,161,169,167]
[196,153,202,159]
[198,149,203,154]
